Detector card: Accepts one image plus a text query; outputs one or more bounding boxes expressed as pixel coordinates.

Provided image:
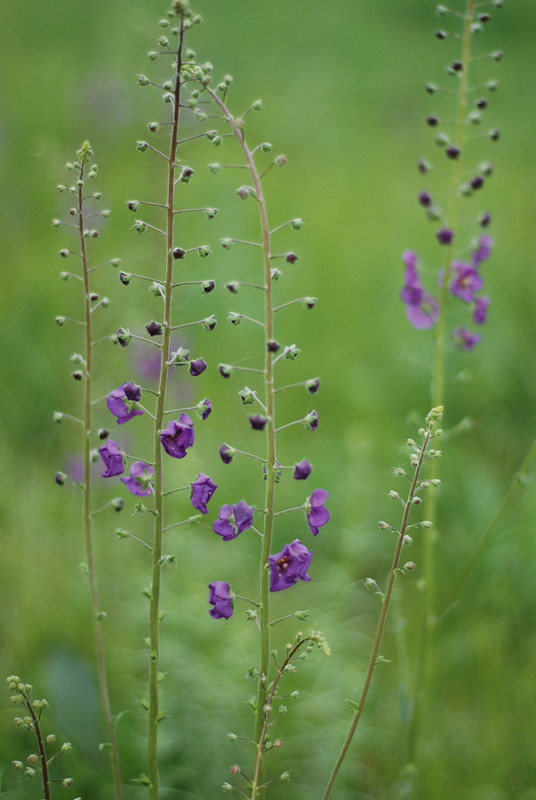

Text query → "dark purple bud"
[476,97,488,109]
[60,249,70,258]
[127,200,140,211]
[304,410,319,431]
[189,358,207,376]
[286,252,298,264]
[470,176,484,190]
[146,321,163,337]
[225,281,239,294]
[89,292,99,302]
[419,191,432,208]
[267,340,280,353]
[116,328,132,347]
[249,415,268,431]
[478,12,491,22]
[208,581,233,619]
[446,146,461,160]
[219,364,233,378]
[98,428,110,440]
[426,115,439,127]
[219,443,235,464]
[492,50,503,62]
[172,247,186,260]
[306,378,320,394]
[435,29,448,39]
[418,158,430,174]
[293,460,312,480]
[202,280,215,294]
[489,128,500,141]
[451,61,463,72]
[425,83,437,95]
[55,471,67,486]
[191,473,218,514]
[196,397,212,420]
[436,228,454,245]
[111,497,124,511]
[479,212,491,227]
[480,161,493,176]
[119,271,131,285]
[72,370,84,381]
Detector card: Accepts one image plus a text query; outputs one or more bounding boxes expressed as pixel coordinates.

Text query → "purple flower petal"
[452,327,481,351]
[269,539,313,592]
[450,261,483,303]
[293,459,312,480]
[98,439,124,478]
[473,296,490,325]
[213,500,254,541]
[191,473,217,514]
[306,489,330,535]
[107,384,144,425]
[208,581,233,619]
[160,414,195,458]
[121,461,154,496]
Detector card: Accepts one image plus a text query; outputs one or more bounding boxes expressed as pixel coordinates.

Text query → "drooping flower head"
[213,500,254,541]
[473,296,490,325]
[306,489,330,535]
[472,234,493,267]
[196,397,212,420]
[121,461,154,496]
[452,327,481,351]
[269,539,313,592]
[293,459,312,480]
[107,383,144,425]
[98,439,124,478]
[400,251,439,330]
[450,261,483,303]
[160,414,194,458]
[191,473,217,514]
[208,581,233,619]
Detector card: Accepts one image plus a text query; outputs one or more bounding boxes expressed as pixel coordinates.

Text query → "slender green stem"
[78,157,124,800]
[207,88,277,800]
[323,420,438,800]
[24,691,51,800]
[408,0,475,767]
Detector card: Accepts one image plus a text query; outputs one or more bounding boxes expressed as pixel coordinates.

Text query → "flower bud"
[72,370,84,381]
[290,218,304,230]
[202,315,217,332]
[283,343,301,360]
[148,121,160,133]
[303,297,317,310]
[133,220,147,233]
[189,358,207,376]
[55,471,67,485]
[119,271,131,285]
[146,321,163,337]
[219,443,236,464]
[249,414,268,431]
[271,268,283,281]
[219,364,233,378]
[267,340,280,353]
[116,328,132,347]
[304,410,319,431]
[239,386,256,405]
[136,141,149,152]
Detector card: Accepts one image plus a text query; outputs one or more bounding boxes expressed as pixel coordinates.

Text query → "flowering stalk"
[322,407,443,800]
[55,143,123,800]
[7,676,75,798]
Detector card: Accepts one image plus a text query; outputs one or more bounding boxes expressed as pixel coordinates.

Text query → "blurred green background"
[2,1,536,798]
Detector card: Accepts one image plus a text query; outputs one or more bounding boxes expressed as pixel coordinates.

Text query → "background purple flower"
[121,461,154,496]
[191,473,217,514]
[306,489,330,535]
[473,296,490,325]
[213,500,254,541]
[98,439,124,478]
[453,327,481,351]
[472,234,493,266]
[107,383,144,425]
[450,261,483,303]
[400,252,439,329]
[160,414,194,458]
[208,581,233,619]
[269,539,313,592]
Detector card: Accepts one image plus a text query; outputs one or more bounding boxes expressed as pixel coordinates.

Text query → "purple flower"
[208,581,233,619]
[473,296,490,325]
[472,234,493,267]
[304,410,319,431]
[189,358,207,376]
[191,473,217,514]
[450,261,483,303]
[306,489,330,535]
[107,383,144,425]
[219,443,234,464]
[452,327,481,351]
[269,539,313,592]
[436,228,454,245]
[400,252,439,330]
[121,461,154,496]
[293,459,312,480]
[249,415,267,431]
[197,397,212,420]
[213,500,254,541]
[98,439,124,478]
[160,414,195,458]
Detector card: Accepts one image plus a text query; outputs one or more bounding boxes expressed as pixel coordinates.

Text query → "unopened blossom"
[269,539,313,592]
[219,443,235,464]
[473,296,490,325]
[472,234,493,267]
[160,414,194,458]
[213,500,254,541]
[306,489,330,535]
[107,383,144,425]
[191,473,217,514]
[189,358,207,376]
[450,261,483,303]
[208,581,233,619]
[197,397,212,420]
[453,327,481,351]
[98,439,124,478]
[400,251,439,329]
[293,459,312,480]
[121,461,154,496]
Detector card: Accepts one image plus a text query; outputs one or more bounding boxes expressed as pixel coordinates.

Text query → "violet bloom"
[472,234,493,267]
[306,489,330,535]
[473,296,490,325]
[269,539,313,592]
[197,397,212,420]
[189,358,207,376]
[450,261,483,303]
[293,459,312,480]
[400,251,439,330]
[208,581,233,619]
[436,228,454,245]
[121,461,154,496]
[191,473,217,514]
[219,443,234,464]
[107,383,144,425]
[98,439,124,478]
[452,327,481,351]
[160,414,194,458]
[213,500,254,541]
